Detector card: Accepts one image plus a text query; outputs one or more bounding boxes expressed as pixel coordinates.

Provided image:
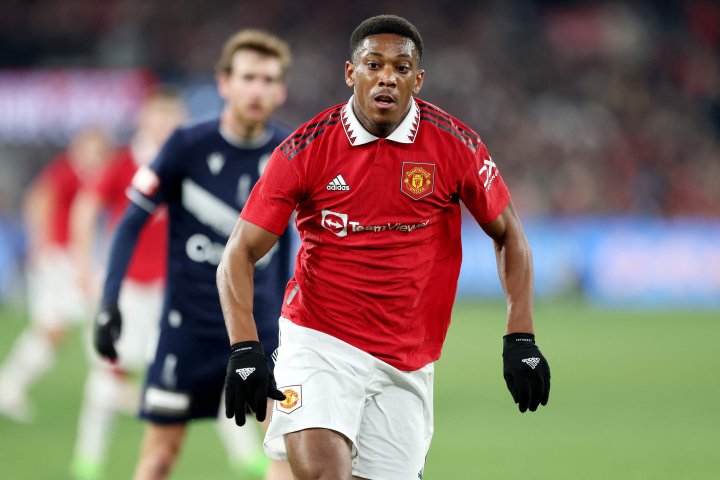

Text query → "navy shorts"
[140,318,279,424]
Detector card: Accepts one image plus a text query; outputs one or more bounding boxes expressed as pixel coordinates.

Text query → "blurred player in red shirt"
[219,15,551,479]
[0,127,112,422]
[68,89,186,480]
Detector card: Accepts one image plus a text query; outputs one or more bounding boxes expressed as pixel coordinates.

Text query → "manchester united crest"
[276,385,302,414]
[401,162,435,200]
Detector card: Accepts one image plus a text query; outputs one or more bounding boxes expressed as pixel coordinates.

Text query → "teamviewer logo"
[321,209,348,237]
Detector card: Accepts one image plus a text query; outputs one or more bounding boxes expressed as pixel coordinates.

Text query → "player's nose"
[377,65,397,87]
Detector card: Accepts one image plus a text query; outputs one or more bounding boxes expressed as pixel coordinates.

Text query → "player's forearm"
[22,181,52,254]
[217,244,259,344]
[494,227,535,335]
[101,203,150,303]
[70,193,102,274]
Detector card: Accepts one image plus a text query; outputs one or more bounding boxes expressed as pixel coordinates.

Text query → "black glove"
[94,300,122,361]
[225,341,286,426]
[503,333,550,413]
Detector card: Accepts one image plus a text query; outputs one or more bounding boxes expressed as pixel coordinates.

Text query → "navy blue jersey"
[130,118,293,336]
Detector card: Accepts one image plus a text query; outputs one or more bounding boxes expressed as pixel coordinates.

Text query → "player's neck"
[221,109,266,141]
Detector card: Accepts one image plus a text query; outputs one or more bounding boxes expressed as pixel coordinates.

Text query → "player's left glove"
[225,341,286,426]
[94,300,122,361]
[503,333,551,413]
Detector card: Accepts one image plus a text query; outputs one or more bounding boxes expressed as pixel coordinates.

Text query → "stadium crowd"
[1,0,719,217]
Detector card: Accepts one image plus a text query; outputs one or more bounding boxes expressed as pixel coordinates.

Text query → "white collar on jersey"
[341,95,420,146]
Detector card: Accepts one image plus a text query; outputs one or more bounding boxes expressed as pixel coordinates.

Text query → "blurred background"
[0,0,719,479]
[1,0,719,306]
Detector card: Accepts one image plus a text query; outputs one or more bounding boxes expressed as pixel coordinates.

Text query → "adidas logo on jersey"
[521,357,540,369]
[235,367,256,380]
[326,174,350,191]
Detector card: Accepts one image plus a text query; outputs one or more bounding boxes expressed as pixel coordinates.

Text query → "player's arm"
[22,175,54,258]
[482,202,551,413]
[480,201,534,335]
[218,218,279,343]
[217,218,286,426]
[95,130,182,361]
[69,191,104,298]
[94,202,152,361]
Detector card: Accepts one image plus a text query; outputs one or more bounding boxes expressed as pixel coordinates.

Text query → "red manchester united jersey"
[91,147,167,283]
[241,97,510,370]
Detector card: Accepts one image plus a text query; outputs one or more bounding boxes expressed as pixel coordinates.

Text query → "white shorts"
[26,249,88,327]
[265,317,434,480]
[114,279,163,371]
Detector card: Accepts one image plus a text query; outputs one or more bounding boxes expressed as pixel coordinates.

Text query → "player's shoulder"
[278,103,344,160]
[416,97,483,154]
[41,152,73,181]
[174,117,221,145]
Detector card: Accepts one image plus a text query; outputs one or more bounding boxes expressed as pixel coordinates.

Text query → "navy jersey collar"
[219,123,274,149]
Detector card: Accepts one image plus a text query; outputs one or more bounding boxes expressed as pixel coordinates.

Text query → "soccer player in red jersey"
[0,127,111,422]
[69,89,186,480]
[218,15,551,479]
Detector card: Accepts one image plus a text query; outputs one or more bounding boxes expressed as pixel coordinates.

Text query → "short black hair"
[350,14,423,63]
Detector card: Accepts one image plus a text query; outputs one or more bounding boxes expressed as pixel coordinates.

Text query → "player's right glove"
[94,300,122,361]
[225,341,286,426]
[502,333,551,413]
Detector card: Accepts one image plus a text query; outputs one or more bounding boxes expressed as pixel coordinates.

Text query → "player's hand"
[502,333,550,413]
[94,301,122,361]
[225,341,286,426]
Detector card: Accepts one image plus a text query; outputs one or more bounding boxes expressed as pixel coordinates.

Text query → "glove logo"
[276,385,302,414]
[521,357,540,369]
[235,367,256,380]
[97,312,110,326]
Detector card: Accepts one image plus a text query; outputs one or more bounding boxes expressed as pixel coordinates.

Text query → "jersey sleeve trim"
[418,102,481,153]
[279,107,342,160]
[127,187,158,214]
[240,210,287,236]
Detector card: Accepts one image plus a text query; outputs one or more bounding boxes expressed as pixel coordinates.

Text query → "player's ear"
[413,68,425,95]
[345,61,355,88]
[217,73,230,101]
[274,83,288,107]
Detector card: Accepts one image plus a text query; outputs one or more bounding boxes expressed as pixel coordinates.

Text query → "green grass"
[1,300,719,479]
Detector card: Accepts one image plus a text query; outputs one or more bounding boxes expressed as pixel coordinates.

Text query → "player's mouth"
[373,94,396,110]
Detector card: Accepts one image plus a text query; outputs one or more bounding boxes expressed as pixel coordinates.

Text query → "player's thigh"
[26,250,87,328]
[285,428,353,480]
[116,280,163,371]
[265,318,371,460]
[352,363,435,480]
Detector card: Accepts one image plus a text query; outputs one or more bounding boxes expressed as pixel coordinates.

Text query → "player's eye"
[367,62,380,69]
[397,65,410,73]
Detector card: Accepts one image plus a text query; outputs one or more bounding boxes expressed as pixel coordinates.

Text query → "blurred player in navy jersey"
[94,30,294,480]
[69,89,187,480]
[0,127,111,422]
[219,15,550,480]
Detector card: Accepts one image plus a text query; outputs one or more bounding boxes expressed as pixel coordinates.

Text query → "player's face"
[219,50,286,128]
[68,128,112,176]
[345,33,424,137]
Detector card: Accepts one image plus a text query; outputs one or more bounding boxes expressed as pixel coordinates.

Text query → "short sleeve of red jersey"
[240,147,302,235]
[459,142,511,224]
